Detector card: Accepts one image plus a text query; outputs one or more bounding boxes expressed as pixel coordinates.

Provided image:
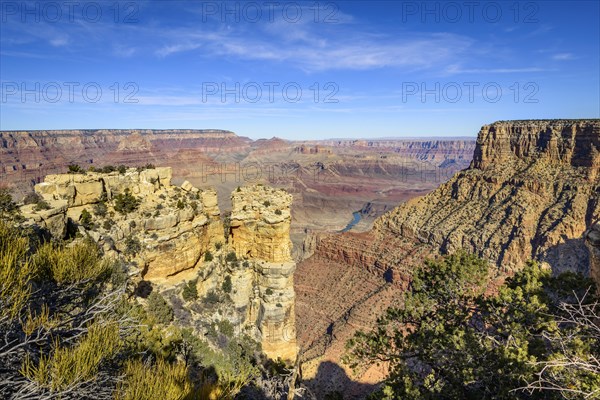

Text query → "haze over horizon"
[1,0,599,139]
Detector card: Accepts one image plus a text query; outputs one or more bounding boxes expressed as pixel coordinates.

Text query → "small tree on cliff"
[344,252,600,399]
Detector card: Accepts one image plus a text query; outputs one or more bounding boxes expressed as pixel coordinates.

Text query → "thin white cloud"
[154,26,474,72]
[552,53,574,61]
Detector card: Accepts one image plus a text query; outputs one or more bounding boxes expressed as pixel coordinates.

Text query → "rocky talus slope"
[22,172,297,362]
[295,119,600,398]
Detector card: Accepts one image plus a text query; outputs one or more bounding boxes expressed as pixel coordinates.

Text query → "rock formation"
[228,185,298,362]
[22,167,223,284]
[376,120,600,274]
[21,174,298,362]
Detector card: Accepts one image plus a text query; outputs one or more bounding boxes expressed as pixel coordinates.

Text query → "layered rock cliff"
[375,120,600,274]
[23,167,223,283]
[295,119,600,398]
[21,172,298,362]
[228,185,297,361]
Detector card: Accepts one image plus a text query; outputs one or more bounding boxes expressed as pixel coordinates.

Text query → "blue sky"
[1,0,599,139]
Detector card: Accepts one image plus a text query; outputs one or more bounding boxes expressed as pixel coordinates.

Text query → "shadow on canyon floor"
[301,361,378,400]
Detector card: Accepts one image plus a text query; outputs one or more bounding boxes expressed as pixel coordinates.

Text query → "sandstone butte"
[21,167,298,362]
[295,119,600,397]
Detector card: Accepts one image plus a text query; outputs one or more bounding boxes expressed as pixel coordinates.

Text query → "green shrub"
[204,251,213,262]
[222,276,232,294]
[202,290,220,306]
[93,201,107,217]
[215,242,222,251]
[218,319,234,338]
[22,322,120,392]
[182,279,198,302]
[103,219,114,230]
[265,288,273,296]
[114,358,193,400]
[124,235,141,256]
[33,199,51,211]
[114,189,140,214]
[101,165,116,173]
[147,292,173,325]
[263,201,271,207]
[0,189,17,216]
[190,201,198,211]
[80,209,92,229]
[275,209,282,215]
[225,252,237,262]
[32,238,110,284]
[118,165,127,174]
[22,192,41,205]
[67,164,83,174]
[276,303,282,308]
[176,199,185,209]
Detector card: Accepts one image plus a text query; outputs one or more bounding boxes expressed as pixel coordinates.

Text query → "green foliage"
[67,164,83,174]
[100,165,116,173]
[222,275,232,294]
[114,189,140,214]
[0,221,35,320]
[33,199,51,211]
[263,200,271,207]
[0,188,17,213]
[275,303,282,308]
[103,219,114,230]
[218,319,235,338]
[93,201,107,217]
[215,242,222,251]
[345,253,599,400]
[190,201,198,211]
[114,358,192,400]
[265,288,274,296]
[22,322,121,392]
[22,192,41,205]
[182,279,198,302]
[236,186,241,192]
[275,209,282,215]
[118,165,127,174]
[80,209,92,229]
[124,235,142,256]
[176,199,185,209]
[202,290,220,307]
[223,212,231,240]
[32,238,111,284]
[204,250,213,262]
[147,292,174,325]
[225,251,237,262]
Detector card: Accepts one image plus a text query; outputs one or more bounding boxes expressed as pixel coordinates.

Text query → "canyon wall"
[295,119,600,398]
[375,120,600,274]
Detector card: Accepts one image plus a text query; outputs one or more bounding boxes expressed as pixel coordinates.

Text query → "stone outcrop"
[22,173,299,362]
[375,120,600,274]
[228,185,298,362]
[23,167,223,283]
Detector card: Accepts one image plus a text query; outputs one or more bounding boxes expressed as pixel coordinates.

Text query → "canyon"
[6,121,599,398]
[0,129,475,258]
[294,119,600,397]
